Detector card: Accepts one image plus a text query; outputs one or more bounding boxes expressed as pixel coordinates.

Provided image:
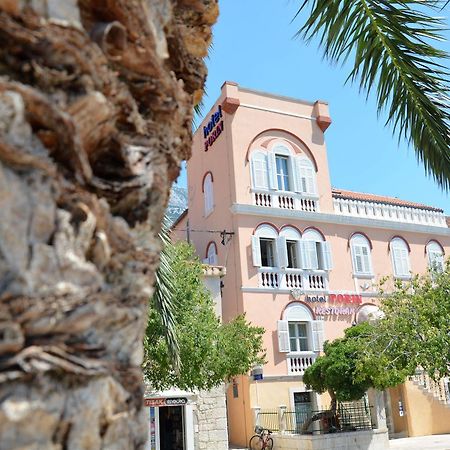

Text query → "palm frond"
[296,0,450,190]
[151,219,180,371]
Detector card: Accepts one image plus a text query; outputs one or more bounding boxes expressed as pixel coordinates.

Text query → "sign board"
[251,365,264,381]
[144,397,188,408]
[203,105,224,151]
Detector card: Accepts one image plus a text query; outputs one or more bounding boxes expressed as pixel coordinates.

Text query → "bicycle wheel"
[249,435,263,450]
[265,437,274,450]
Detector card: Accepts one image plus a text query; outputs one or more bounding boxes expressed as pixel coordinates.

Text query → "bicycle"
[249,426,273,450]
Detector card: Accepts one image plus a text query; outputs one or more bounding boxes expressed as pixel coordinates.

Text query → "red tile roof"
[332,188,443,212]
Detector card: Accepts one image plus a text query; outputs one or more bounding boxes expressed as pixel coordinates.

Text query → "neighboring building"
[173,81,450,447]
[144,265,228,450]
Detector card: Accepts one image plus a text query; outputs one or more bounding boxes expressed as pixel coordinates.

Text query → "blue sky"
[176,0,450,214]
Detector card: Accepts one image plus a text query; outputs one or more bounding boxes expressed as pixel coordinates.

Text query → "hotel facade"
[173,82,450,447]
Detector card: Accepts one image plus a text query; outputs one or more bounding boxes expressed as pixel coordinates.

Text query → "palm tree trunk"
[0,1,217,449]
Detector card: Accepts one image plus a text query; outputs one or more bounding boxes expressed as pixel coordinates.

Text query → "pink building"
[173,82,450,447]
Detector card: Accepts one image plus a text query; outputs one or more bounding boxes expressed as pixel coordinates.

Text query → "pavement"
[229,434,450,450]
[389,435,450,450]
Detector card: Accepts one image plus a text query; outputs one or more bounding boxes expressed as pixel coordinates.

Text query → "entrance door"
[294,392,312,432]
[159,406,185,450]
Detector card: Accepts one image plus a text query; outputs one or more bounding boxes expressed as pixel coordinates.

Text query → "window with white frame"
[250,143,318,197]
[279,226,302,269]
[260,238,276,267]
[203,172,214,216]
[350,234,373,276]
[390,237,411,278]
[251,224,279,268]
[426,241,444,272]
[206,242,218,265]
[301,229,332,271]
[277,304,324,353]
[275,155,291,191]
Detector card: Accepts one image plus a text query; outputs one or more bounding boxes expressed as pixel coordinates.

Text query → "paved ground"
[229,434,450,449]
[389,435,450,450]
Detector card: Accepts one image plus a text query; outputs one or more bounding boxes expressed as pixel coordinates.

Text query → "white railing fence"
[253,189,318,212]
[258,268,328,291]
[333,198,447,227]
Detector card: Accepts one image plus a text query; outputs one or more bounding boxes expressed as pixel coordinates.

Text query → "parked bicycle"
[249,426,273,450]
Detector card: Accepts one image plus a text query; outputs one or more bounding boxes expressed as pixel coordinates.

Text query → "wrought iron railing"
[283,401,374,435]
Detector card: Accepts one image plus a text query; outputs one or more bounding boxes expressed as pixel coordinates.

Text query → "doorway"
[159,406,185,450]
[294,391,313,432]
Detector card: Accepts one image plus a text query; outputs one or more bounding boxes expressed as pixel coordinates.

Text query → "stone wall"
[194,385,229,450]
[272,429,389,450]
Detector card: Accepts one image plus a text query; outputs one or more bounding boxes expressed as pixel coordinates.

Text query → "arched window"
[251,224,278,268]
[277,303,324,353]
[202,172,214,216]
[426,241,444,272]
[301,229,332,271]
[350,234,373,276]
[250,142,318,197]
[279,226,302,269]
[206,242,218,265]
[390,237,411,278]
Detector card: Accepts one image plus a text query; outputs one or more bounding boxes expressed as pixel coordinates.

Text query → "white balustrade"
[288,352,317,375]
[333,198,447,227]
[258,268,328,291]
[253,190,318,212]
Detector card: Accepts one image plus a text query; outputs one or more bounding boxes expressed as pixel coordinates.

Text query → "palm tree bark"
[0,1,217,449]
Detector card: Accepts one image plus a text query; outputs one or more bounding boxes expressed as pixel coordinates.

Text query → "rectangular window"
[260,238,276,267]
[287,240,299,268]
[276,155,290,191]
[289,322,309,352]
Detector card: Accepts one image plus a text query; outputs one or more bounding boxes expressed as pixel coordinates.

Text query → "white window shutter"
[251,236,262,267]
[312,320,325,352]
[299,241,318,270]
[277,236,288,269]
[290,157,300,193]
[392,247,401,276]
[277,320,290,353]
[320,241,333,270]
[251,153,269,190]
[208,178,214,211]
[267,152,277,190]
[296,158,317,195]
[352,245,362,273]
[204,175,214,215]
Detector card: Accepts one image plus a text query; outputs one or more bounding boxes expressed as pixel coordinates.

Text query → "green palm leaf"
[296,0,450,189]
[148,220,180,371]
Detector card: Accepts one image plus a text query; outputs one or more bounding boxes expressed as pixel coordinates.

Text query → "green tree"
[359,262,450,381]
[304,323,404,410]
[143,241,265,391]
[297,0,450,188]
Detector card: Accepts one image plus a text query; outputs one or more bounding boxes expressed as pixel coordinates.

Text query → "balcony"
[333,197,447,227]
[253,189,318,212]
[258,268,328,291]
[287,352,317,375]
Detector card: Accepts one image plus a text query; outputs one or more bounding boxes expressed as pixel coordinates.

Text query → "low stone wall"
[272,429,389,450]
[195,385,229,450]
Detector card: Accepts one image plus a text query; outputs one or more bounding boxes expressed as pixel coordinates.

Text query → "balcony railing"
[258,268,328,291]
[333,198,447,227]
[253,189,318,212]
[288,352,317,375]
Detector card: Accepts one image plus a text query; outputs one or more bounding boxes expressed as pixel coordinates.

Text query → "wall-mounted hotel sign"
[314,305,356,316]
[203,105,224,151]
[290,289,362,305]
